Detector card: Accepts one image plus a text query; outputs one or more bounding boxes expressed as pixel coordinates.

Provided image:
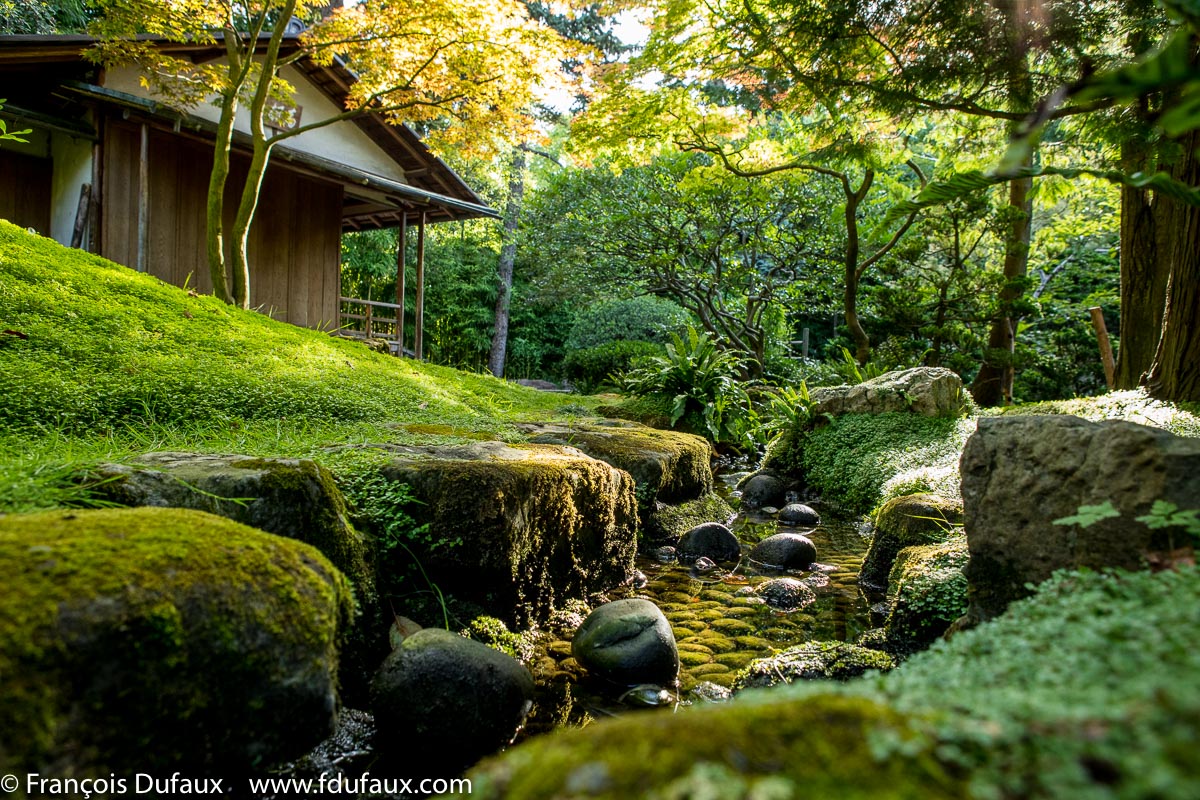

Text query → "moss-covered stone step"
[376,440,639,625]
[0,507,353,776]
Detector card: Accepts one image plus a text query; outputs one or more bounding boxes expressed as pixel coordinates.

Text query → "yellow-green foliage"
[884,537,969,650]
[0,507,354,774]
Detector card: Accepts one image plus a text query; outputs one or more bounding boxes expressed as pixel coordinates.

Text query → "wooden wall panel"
[100,117,344,330]
[101,121,139,269]
[0,150,52,235]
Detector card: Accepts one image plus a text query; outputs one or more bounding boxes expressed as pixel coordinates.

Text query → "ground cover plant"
[0,221,597,513]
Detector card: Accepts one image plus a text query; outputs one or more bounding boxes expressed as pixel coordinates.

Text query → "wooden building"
[0,34,497,348]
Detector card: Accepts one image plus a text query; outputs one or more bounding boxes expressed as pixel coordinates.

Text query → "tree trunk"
[488,147,527,378]
[206,91,239,305]
[229,138,273,310]
[970,171,1033,406]
[1114,139,1167,388]
[1144,129,1200,402]
[843,173,872,365]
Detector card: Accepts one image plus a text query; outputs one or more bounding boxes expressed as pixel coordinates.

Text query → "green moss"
[884,537,969,652]
[0,507,354,774]
[860,494,962,590]
[732,642,896,690]
[765,413,972,513]
[469,694,962,800]
[645,493,735,541]
[378,444,638,625]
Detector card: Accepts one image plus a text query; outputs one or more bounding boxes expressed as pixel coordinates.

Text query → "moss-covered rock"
[379,441,638,625]
[0,507,354,776]
[884,537,969,652]
[732,641,896,690]
[642,493,734,542]
[811,367,968,418]
[860,494,962,591]
[466,693,962,799]
[520,420,713,503]
[84,451,380,702]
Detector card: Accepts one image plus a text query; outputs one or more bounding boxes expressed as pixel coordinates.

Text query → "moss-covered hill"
[0,220,593,512]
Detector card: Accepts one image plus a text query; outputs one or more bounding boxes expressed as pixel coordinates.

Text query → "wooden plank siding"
[0,149,52,235]
[100,118,343,327]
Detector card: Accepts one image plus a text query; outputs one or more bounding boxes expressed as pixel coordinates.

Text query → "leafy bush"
[620,326,752,444]
[562,339,663,394]
[565,296,692,350]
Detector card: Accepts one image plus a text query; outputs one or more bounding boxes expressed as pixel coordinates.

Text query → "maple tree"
[87,0,572,309]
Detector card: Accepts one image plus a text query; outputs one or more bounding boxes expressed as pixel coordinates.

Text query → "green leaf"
[1052,501,1121,529]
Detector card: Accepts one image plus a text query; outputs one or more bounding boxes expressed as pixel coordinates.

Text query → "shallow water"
[518,499,876,734]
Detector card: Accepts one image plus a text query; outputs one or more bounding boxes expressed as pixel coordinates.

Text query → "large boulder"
[0,508,353,776]
[371,628,535,774]
[732,642,895,690]
[84,452,379,701]
[677,522,742,562]
[960,415,1200,624]
[378,441,638,625]
[812,367,967,418]
[860,494,961,591]
[572,599,679,686]
[884,538,969,652]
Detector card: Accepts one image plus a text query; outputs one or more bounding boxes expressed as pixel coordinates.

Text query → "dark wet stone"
[778,503,820,526]
[651,545,678,563]
[371,628,535,774]
[756,578,817,611]
[678,522,741,562]
[571,599,680,686]
[749,533,817,569]
[739,474,786,509]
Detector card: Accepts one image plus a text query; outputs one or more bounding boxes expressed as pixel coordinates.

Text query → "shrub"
[565,296,691,350]
[562,340,662,394]
[619,326,752,444]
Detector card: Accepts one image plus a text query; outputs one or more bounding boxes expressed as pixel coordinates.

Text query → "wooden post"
[415,210,426,361]
[801,327,810,360]
[1089,306,1116,390]
[71,183,92,249]
[136,123,149,272]
[365,302,373,339]
[396,214,407,357]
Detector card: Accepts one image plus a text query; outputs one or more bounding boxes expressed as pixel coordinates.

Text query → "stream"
[273,474,878,791]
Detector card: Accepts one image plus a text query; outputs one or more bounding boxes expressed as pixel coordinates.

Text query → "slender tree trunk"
[488,147,527,378]
[1144,129,1200,401]
[970,168,1033,407]
[206,91,239,305]
[229,138,274,310]
[843,173,872,365]
[1115,139,1167,388]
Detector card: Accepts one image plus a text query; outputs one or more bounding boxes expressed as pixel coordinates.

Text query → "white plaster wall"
[104,61,406,181]
[50,133,95,246]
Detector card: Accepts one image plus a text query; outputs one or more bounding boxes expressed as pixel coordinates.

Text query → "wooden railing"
[337,297,405,355]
